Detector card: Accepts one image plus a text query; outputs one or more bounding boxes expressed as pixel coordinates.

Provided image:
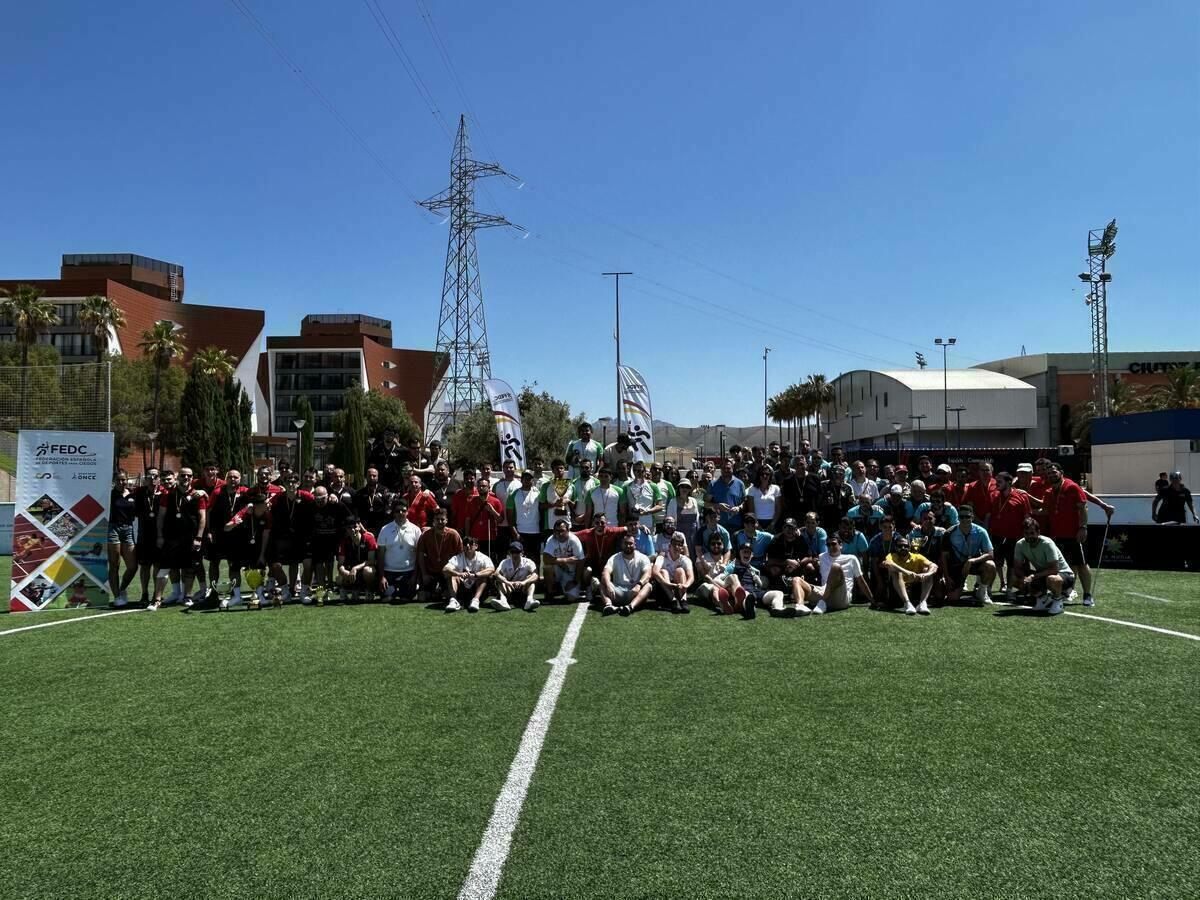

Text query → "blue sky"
[3,0,1196,426]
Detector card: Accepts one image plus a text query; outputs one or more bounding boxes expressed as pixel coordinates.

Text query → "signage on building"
[1127,361,1200,374]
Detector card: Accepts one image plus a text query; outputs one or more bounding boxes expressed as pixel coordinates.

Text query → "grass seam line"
[0,608,143,638]
[1064,611,1199,642]
[1125,591,1172,603]
[458,601,590,900]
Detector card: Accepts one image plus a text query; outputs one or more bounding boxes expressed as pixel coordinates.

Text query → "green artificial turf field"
[2,566,1197,898]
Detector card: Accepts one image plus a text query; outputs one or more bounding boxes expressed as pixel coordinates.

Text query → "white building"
[825,369,1037,451]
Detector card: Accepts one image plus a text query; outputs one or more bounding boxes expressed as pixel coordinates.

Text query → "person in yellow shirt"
[882,537,939,616]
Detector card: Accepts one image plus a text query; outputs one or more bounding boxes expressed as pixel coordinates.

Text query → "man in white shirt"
[443,535,495,613]
[375,498,422,601]
[654,516,687,557]
[599,533,652,617]
[538,459,575,532]
[652,532,694,614]
[493,540,540,612]
[848,460,880,502]
[541,519,585,601]
[624,461,664,532]
[812,533,874,614]
[602,433,635,473]
[586,467,624,524]
[506,470,544,564]
[566,422,605,479]
[649,462,677,526]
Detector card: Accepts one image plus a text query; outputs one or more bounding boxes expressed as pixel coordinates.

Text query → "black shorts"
[993,537,1019,569]
[948,558,986,585]
[136,538,158,564]
[268,537,311,565]
[206,535,245,563]
[1052,537,1084,567]
[383,570,417,599]
[1028,572,1077,595]
[164,539,202,571]
[310,538,340,562]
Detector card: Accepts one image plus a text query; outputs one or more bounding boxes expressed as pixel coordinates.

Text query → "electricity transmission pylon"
[420,115,521,439]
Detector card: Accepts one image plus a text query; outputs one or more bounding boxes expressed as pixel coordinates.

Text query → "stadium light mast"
[934,337,956,448]
[1079,218,1117,418]
[420,115,522,441]
[762,347,772,447]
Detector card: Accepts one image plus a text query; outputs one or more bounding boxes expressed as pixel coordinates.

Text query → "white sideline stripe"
[1126,591,1172,603]
[1065,611,1200,642]
[459,601,589,900]
[0,608,142,637]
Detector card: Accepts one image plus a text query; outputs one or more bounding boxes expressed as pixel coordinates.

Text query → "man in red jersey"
[1041,463,1106,606]
[575,511,627,603]
[962,462,998,529]
[988,471,1033,599]
[403,473,440,530]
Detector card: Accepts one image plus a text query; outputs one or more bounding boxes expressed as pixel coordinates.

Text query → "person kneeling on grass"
[1012,517,1075,616]
[336,516,378,602]
[881,537,938,616]
[943,505,997,606]
[493,541,540,612]
[443,536,495,613]
[599,533,652,617]
[812,533,874,615]
[651,531,694,614]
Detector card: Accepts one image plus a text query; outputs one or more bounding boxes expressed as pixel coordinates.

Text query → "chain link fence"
[0,362,110,501]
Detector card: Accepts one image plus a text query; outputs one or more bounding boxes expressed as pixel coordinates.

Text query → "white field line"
[1064,611,1199,642]
[1126,591,1172,603]
[459,601,590,900]
[0,608,142,637]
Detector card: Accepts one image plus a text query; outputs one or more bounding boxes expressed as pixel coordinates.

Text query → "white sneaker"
[468,598,480,613]
[1067,588,1079,604]
[1032,593,1052,612]
[183,596,194,609]
[1048,598,1064,616]
[1082,595,1095,607]
[489,596,513,611]
[219,597,229,610]
[903,601,917,615]
[794,604,812,616]
[524,597,541,612]
[146,600,160,611]
[445,598,461,613]
[916,600,930,616]
[811,598,827,615]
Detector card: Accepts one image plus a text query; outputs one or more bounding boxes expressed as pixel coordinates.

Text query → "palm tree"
[804,373,835,450]
[77,294,126,406]
[1069,376,1147,445]
[1147,365,1200,411]
[138,321,187,465]
[192,346,238,382]
[0,283,60,428]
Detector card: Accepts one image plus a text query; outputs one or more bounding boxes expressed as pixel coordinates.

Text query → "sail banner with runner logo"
[484,379,526,470]
[10,431,114,612]
[619,365,654,463]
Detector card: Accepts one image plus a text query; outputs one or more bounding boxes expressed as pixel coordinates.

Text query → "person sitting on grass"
[542,518,586,601]
[881,537,938,616]
[1011,517,1075,616]
[651,531,694,614]
[719,542,786,619]
[943,504,997,606]
[442,535,495,613]
[695,533,734,611]
[493,541,540,612]
[812,533,873,615]
[598,533,652,617]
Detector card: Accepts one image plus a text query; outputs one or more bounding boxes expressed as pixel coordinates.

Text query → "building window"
[381,360,395,369]
[381,380,395,389]
[884,391,888,408]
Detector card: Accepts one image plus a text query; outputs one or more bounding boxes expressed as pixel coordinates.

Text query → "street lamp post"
[934,337,956,448]
[762,347,772,448]
[846,411,863,444]
[947,406,966,449]
[892,421,903,450]
[146,431,158,471]
[908,414,926,447]
[293,418,307,469]
[597,416,613,447]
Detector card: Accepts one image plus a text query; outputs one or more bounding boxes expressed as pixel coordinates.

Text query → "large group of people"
[97,422,1142,620]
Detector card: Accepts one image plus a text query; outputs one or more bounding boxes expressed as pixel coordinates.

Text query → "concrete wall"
[1092,439,1200,493]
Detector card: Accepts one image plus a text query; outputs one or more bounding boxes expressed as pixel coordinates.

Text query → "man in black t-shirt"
[206,469,250,606]
[152,467,210,610]
[1153,472,1198,524]
[262,476,316,604]
[310,485,348,603]
[764,518,810,597]
[354,467,392,535]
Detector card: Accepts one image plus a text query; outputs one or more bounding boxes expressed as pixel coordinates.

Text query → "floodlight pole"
[935,337,956,448]
[763,347,772,447]
[604,272,632,436]
[1080,219,1117,418]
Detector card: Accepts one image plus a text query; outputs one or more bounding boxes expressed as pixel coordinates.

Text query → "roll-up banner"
[619,365,655,463]
[10,431,114,611]
[483,379,526,470]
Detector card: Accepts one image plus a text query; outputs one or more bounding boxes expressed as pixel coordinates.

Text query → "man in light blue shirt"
[733,514,774,567]
[708,460,746,530]
[944,505,997,606]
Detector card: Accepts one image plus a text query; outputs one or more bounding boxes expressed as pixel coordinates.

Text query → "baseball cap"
[889,484,903,495]
[521,469,534,478]
[937,463,953,474]
[896,464,909,473]
[509,540,524,552]
[782,517,799,528]
[1016,463,1034,474]
[677,479,692,488]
